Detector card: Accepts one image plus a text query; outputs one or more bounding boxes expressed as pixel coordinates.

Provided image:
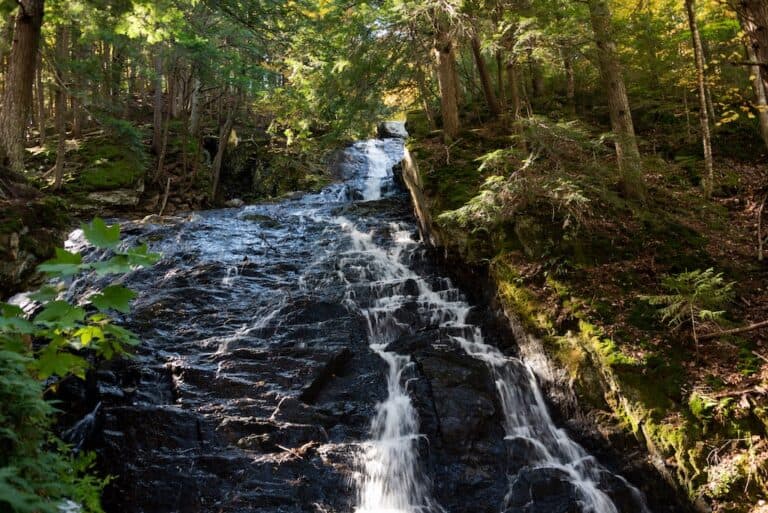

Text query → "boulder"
[377,121,409,139]
[224,198,244,208]
[86,188,142,207]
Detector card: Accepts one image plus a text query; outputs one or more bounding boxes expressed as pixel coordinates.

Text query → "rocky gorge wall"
[396,146,700,513]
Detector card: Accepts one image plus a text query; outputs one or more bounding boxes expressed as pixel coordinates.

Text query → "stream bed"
[63,135,658,513]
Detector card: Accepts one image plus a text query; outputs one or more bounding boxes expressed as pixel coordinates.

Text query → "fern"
[642,268,734,350]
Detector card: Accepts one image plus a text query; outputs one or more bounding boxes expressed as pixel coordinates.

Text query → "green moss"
[70,139,147,192]
[689,392,717,424]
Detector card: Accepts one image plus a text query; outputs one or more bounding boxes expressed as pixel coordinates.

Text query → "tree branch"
[698,319,768,340]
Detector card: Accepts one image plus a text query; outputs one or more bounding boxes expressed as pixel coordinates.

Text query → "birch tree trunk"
[686,0,715,198]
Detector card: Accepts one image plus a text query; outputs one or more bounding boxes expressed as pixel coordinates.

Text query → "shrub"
[0,218,159,513]
[641,268,734,349]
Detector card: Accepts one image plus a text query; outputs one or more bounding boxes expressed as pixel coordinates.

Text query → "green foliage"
[641,268,734,339]
[0,218,159,513]
[438,169,592,233]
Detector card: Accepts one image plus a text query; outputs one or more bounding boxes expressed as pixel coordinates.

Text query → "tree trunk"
[414,63,437,129]
[470,35,501,118]
[562,48,576,113]
[155,73,174,181]
[433,32,460,141]
[211,98,234,201]
[686,0,715,198]
[53,25,68,190]
[587,0,644,199]
[507,60,522,119]
[735,0,768,97]
[738,12,768,150]
[151,47,163,155]
[111,47,123,102]
[36,49,45,146]
[0,0,45,174]
[189,74,201,136]
[496,50,506,110]
[528,49,544,99]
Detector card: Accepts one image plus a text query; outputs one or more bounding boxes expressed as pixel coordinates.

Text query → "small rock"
[377,121,409,139]
[225,198,245,208]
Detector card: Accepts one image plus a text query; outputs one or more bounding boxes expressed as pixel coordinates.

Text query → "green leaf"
[73,326,105,347]
[29,284,64,303]
[91,255,131,275]
[82,218,121,249]
[125,244,161,267]
[34,344,88,380]
[1,303,25,319]
[90,286,136,314]
[103,324,140,346]
[0,315,35,334]
[35,301,86,327]
[38,248,83,276]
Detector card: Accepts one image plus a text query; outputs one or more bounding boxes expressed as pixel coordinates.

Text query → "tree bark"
[433,31,460,141]
[36,49,45,146]
[211,97,234,201]
[528,48,544,99]
[53,25,68,190]
[507,60,522,119]
[414,63,437,129]
[151,47,163,155]
[562,48,576,113]
[734,0,768,97]
[738,12,768,150]
[587,0,644,199]
[470,35,501,118]
[686,0,715,198]
[189,74,201,136]
[0,0,45,174]
[496,50,506,110]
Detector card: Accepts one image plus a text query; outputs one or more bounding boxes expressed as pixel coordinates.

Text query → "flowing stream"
[58,133,654,513]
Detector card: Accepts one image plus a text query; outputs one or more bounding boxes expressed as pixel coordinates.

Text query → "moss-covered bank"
[401,116,768,513]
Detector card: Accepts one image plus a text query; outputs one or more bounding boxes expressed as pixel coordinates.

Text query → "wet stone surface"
[63,136,657,513]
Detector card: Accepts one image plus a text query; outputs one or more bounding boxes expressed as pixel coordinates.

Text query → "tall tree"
[685,0,714,198]
[470,33,501,118]
[433,24,460,140]
[52,24,68,190]
[733,0,768,96]
[736,8,768,149]
[586,0,643,199]
[0,0,45,178]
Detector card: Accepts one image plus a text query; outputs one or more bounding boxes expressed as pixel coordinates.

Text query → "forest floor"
[407,112,768,513]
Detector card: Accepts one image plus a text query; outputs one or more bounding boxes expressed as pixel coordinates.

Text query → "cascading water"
[52,128,661,513]
[337,219,440,513]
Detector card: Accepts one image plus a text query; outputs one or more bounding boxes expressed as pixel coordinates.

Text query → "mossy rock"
[70,139,147,192]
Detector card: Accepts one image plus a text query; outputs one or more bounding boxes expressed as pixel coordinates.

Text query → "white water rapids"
[336,137,651,513]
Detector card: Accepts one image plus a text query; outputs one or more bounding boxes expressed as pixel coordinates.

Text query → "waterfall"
[340,136,650,513]
[65,125,656,513]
